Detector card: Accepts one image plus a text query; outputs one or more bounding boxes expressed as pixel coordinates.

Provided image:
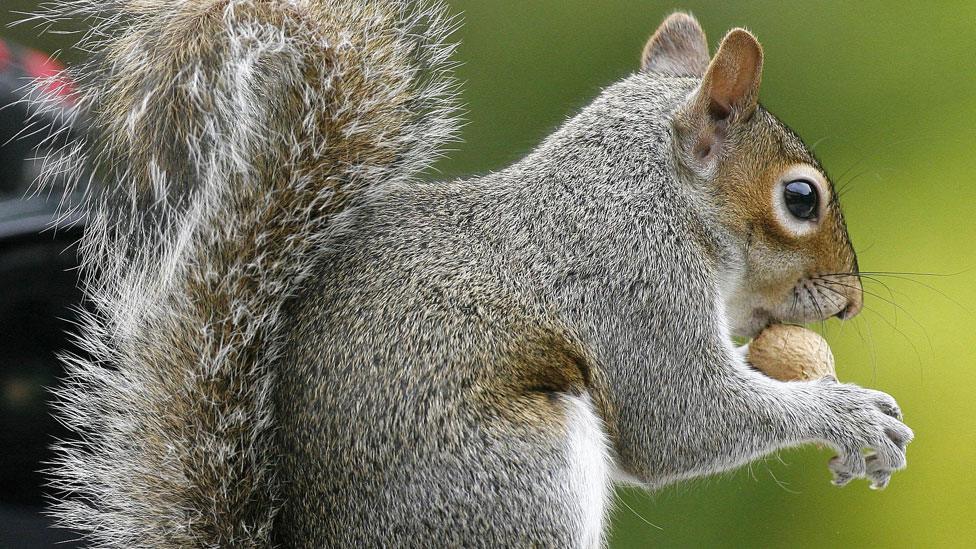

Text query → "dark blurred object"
[0,37,84,548]
[0,36,76,199]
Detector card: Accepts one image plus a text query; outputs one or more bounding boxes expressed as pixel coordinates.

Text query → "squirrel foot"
[811,377,913,489]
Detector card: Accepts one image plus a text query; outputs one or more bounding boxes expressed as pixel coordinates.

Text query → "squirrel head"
[642,13,862,338]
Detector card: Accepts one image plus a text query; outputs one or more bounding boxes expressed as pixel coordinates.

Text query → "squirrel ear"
[641,12,710,76]
[698,29,763,122]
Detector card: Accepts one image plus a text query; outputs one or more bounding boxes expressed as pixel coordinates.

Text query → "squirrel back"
[43,0,459,546]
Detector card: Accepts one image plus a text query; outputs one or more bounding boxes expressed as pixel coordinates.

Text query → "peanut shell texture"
[747,324,835,382]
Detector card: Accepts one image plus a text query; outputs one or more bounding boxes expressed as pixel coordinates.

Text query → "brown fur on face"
[649,20,862,337]
[710,109,862,337]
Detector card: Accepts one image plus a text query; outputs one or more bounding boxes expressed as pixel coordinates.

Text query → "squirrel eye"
[783,179,818,220]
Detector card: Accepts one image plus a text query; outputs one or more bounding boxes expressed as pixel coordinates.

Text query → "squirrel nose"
[835,277,864,320]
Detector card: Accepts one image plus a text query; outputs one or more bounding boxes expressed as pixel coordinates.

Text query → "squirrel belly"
[270,177,619,545]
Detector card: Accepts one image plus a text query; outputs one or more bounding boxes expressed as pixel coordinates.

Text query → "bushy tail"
[37,1,459,546]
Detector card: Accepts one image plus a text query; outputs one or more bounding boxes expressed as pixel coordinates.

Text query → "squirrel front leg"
[604,332,912,490]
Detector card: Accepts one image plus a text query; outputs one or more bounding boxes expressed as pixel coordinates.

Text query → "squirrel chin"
[729,308,775,340]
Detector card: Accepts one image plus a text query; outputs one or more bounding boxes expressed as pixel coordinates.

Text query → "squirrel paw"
[814,379,913,489]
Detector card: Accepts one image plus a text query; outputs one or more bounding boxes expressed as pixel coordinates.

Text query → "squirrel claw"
[831,473,853,487]
[869,478,890,490]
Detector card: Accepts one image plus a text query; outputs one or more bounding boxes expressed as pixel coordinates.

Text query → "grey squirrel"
[40,1,913,547]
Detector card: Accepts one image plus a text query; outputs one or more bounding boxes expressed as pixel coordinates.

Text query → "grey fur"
[38,1,912,547]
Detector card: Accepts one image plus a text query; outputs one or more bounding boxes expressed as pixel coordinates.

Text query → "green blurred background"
[2,1,974,547]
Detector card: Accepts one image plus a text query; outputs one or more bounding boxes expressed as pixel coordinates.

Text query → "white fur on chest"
[561,394,612,548]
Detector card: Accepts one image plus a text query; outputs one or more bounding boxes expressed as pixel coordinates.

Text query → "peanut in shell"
[747,324,835,382]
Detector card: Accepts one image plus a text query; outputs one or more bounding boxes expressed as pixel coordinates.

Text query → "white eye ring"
[771,164,831,237]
